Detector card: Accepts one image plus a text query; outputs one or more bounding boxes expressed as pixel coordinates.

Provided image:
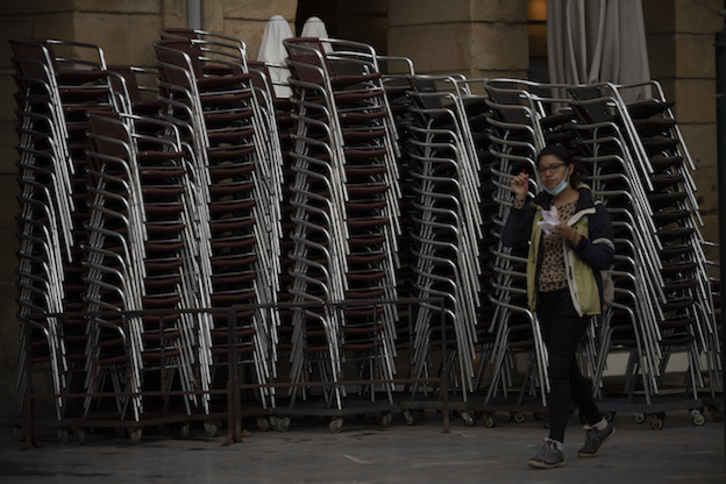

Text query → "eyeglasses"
[537,163,567,175]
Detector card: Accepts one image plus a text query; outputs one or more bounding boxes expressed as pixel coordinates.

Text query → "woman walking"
[501,145,616,469]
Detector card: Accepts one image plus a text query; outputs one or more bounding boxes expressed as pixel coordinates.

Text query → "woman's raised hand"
[511,170,529,200]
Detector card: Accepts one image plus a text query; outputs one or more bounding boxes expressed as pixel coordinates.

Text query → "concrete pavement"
[0,407,724,484]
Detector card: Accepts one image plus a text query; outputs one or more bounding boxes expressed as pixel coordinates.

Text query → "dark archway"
[295,0,388,54]
[295,0,338,37]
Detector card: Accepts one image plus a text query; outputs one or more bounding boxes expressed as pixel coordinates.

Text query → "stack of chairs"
[378,55,417,154]
[567,83,665,401]
[245,60,298,371]
[82,111,202,423]
[11,38,114,423]
[476,79,579,409]
[567,81,721,411]
[245,61,290,372]
[10,30,721,432]
[404,75,486,401]
[617,83,720,393]
[450,79,502,400]
[153,30,283,411]
[378,55,416,304]
[282,37,401,410]
[378,58,422,371]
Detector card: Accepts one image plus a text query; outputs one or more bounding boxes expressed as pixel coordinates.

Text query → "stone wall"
[207,0,297,61]
[387,0,529,79]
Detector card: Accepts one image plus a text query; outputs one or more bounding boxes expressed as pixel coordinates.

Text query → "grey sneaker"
[527,438,565,469]
[577,422,615,457]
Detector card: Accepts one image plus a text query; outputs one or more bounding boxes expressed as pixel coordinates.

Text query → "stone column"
[212,0,297,60]
[387,0,529,79]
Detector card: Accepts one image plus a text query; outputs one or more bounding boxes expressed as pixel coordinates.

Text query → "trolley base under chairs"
[591,297,718,430]
[219,297,453,437]
[13,307,230,446]
[593,359,711,431]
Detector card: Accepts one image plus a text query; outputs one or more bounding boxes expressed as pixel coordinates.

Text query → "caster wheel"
[501,411,512,423]
[378,412,393,428]
[57,428,69,445]
[256,416,271,432]
[72,427,86,444]
[709,406,723,422]
[514,412,526,424]
[204,421,218,438]
[180,423,190,439]
[273,417,291,433]
[690,409,706,426]
[460,411,475,427]
[403,409,415,426]
[483,414,495,428]
[329,417,344,434]
[633,412,646,424]
[129,428,143,444]
[649,416,664,430]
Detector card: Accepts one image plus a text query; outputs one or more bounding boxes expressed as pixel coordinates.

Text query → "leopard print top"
[539,199,578,293]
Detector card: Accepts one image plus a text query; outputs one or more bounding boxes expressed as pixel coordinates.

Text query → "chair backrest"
[107,65,143,104]
[247,61,274,92]
[284,37,329,85]
[485,83,534,125]
[87,110,132,160]
[159,27,198,40]
[161,28,248,71]
[568,85,616,124]
[154,39,204,82]
[10,39,57,88]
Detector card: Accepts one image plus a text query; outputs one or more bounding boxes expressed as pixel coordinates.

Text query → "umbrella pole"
[187,0,201,30]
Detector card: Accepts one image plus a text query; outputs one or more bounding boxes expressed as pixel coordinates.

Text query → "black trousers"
[538,288,603,443]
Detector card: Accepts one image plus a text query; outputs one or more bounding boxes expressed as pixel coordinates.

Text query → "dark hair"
[536,145,581,187]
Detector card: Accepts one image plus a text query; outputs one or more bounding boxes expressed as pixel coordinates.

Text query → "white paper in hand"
[538,205,560,235]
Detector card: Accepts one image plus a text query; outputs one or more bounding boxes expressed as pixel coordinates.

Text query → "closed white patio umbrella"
[300,16,332,53]
[257,15,294,98]
[547,0,651,101]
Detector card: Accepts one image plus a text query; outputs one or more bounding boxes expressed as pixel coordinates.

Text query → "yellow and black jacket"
[501,184,614,316]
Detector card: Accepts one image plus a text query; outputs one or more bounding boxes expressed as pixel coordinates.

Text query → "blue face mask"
[543,179,569,197]
[542,169,570,197]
